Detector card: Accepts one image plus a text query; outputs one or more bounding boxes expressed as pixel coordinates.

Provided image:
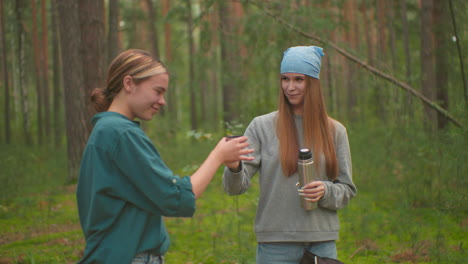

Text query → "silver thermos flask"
[298,148,317,210]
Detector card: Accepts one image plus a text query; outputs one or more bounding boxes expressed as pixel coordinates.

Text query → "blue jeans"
[132,251,164,264]
[256,241,337,264]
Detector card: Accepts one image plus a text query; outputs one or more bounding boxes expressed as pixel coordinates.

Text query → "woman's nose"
[286,81,295,91]
[159,96,166,106]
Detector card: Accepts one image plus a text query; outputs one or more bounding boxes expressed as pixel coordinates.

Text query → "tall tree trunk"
[219,0,241,126]
[0,0,11,143]
[387,0,399,123]
[145,0,159,58]
[420,0,436,130]
[41,0,50,143]
[16,0,32,144]
[51,0,63,147]
[326,2,341,117]
[55,0,88,182]
[400,0,413,117]
[376,0,387,63]
[199,5,209,128]
[375,0,387,119]
[209,4,220,131]
[200,3,220,131]
[107,0,120,65]
[78,0,105,124]
[32,0,44,145]
[162,0,177,124]
[388,0,397,73]
[359,3,374,67]
[145,0,164,117]
[162,0,172,61]
[433,0,449,129]
[343,0,358,120]
[186,0,197,130]
[127,2,141,50]
[323,50,335,114]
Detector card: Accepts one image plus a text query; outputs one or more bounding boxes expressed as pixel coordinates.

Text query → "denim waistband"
[132,251,164,264]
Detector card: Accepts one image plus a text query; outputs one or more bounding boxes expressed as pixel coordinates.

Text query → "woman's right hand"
[225,160,241,171]
[190,136,254,199]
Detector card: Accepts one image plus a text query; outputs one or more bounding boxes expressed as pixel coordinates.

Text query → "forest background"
[0,0,467,263]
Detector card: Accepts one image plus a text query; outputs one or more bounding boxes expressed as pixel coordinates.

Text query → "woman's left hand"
[298,181,325,202]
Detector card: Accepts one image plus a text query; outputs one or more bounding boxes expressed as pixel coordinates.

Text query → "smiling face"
[281,72,307,115]
[124,73,169,121]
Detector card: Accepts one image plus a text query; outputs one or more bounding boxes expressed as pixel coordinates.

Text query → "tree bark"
[400,0,413,116]
[376,0,387,63]
[186,0,197,130]
[420,0,436,130]
[55,0,89,182]
[16,0,32,144]
[145,0,164,117]
[388,0,396,73]
[200,2,220,131]
[326,3,341,117]
[32,0,44,145]
[323,49,335,114]
[374,0,387,119]
[145,0,159,58]
[387,0,398,122]
[199,4,209,128]
[343,0,358,119]
[78,0,105,124]
[162,0,172,61]
[51,0,63,147]
[433,0,449,129]
[359,3,374,67]
[162,0,177,124]
[219,0,241,126]
[41,0,51,142]
[107,0,120,65]
[0,0,11,143]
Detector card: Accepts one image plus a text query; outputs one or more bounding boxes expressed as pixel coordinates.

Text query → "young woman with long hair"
[223,46,356,263]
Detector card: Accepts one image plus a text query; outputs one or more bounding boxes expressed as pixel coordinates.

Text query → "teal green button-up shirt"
[77,112,195,264]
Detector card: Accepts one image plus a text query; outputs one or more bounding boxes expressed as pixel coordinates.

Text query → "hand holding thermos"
[297,148,325,210]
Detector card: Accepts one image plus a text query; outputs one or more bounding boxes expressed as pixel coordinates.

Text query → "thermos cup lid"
[299,148,312,160]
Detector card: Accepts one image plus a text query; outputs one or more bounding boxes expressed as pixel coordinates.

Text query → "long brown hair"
[91,49,168,112]
[276,76,338,180]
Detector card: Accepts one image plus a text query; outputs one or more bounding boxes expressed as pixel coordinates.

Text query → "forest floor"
[0,178,466,264]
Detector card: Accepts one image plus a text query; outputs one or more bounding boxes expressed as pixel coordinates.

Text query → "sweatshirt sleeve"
[111,129,196,217]
[223,118,261,195]
[318,123,357,210]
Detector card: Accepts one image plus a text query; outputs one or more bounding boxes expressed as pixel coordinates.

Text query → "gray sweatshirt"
[223,111,356,242]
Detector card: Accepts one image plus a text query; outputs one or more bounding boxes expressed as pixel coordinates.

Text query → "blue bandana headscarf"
[280,46,325,79]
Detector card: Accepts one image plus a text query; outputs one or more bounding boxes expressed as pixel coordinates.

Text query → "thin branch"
[248,0,463,128]
[448,0,467,104]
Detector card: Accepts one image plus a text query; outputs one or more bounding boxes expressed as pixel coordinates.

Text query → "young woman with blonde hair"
[77,49,254,264]
[223,46,356,263]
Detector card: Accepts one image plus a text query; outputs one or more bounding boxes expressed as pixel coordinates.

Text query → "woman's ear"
[122,75,134,93]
